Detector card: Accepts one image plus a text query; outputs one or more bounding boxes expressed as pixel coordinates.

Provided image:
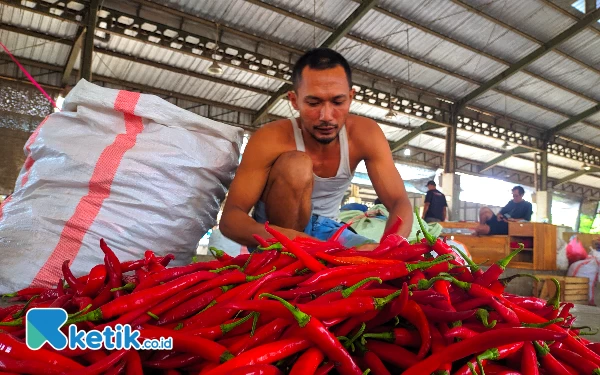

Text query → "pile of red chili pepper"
[1,214,599,375]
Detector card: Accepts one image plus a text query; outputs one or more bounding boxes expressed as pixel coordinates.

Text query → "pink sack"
[566,236,588,265]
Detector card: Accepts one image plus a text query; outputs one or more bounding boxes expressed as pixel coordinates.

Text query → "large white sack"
[0,80,242,293]
[567,251,600,305]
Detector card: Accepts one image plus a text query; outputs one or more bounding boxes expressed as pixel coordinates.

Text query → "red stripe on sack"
[31,91,143,287]
[20,117,49,187]
[0,195,13,221]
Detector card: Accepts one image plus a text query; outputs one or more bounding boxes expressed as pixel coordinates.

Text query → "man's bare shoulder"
[250,118,294,143]
[346,114,381,135]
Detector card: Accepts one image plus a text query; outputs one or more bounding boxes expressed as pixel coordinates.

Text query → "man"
[422,180,447,223]
[475,185,533,235]
[220,48,413,249]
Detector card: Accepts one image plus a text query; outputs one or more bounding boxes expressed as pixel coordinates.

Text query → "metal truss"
[2,0,600,168]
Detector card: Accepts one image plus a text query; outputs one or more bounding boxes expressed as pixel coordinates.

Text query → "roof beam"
[479,146,532,172]
[80,0,99,81]
[251,0,378,125]
[455,7,600,109]
[545,103,600,138]
[451,0,600,78]
[587,0,597,13]
[389,122,444,153]
[554,167,600,187]
[62,27,84,86]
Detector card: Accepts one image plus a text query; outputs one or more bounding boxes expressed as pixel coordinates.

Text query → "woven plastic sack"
[0,80,242,293]
[566,235,588,265]
[567,251,600,305]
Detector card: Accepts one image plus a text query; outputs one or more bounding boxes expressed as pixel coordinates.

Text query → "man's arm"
[359,120,413,238]
[442,206,447,222]
[422,202,430,219]
[220,124,306,246]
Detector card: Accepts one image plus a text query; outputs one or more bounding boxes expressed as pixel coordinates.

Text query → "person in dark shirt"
[422,181,448,223]
[475,185,533,235]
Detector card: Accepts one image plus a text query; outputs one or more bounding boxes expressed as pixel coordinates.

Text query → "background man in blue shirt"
[476,185,533,235]
[422,181,448,223]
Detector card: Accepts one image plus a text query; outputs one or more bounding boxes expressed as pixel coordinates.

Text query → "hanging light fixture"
[403,148,411,156]
[206,24,223,75]
[385,108,396,119]
[583,163,591,171]
[207,61,223,75]
[502,140,510,149]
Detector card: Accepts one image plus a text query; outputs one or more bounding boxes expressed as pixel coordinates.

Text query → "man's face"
[427,184,435,191]
[289,65,354,145]
[512,189,524,203]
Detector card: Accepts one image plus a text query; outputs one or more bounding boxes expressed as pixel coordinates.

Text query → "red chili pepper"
[380,215,402,242]
[402,327,567,375]
[364,282,409,329]
[135,262,225,292]
[429,323,452,375]
[229,318,291,356]
[61,260,84,294]
[124,350,143,375]
[0,353,64,374]
[252,234,271,248]
[362,328,421,348]
[533,341,577,375]
[209,247,234,262]
[255,275,311,298]
[415,213,465,266]
[316,252,403,266]
[299,264,386,287]
[204,338,311,375]
[157,287,225,325]
[550,347,600,375]
[0,333,84,370]
[454,342,524,375]
[261,293,362,375]
[364,339,419,369]
[63,349,127,375]
[184,313,256,340]
[419,305,476,323]
[79,264,107,297]
[490,296,520,325]
[330,221,353,243]
[69,271,212,323]
[139,325,234,363]
[397,299,431,359]
[144,353,201,370]
[520,341,539,375]
[1,287,48,300]
[228,364,283,375]
[289,347,324,375]
[359,344,391,375]
[475,247,523,288]
[99,239,124,298]
[245,250,279,276]
[502,294,546,310]
[265,223,326,272]
[314,362,335,375]
[482,363,522,375]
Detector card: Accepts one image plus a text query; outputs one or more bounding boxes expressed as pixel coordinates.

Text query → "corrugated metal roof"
[547,165,575,179]
[409,134,446,153]
[158,0,330,50]
[459,0,575,42]
[527,51,600,102]
[336,39,476,98]
[501,157,536,173]
[470,91,567,129]
[96,34,283,92]
[263,0,358,28]
[0,29,71,66]
[0,3,78,39]
[572,174,600,186]
[560,29,600,70]
[498,71,595,116]
[547,153,587,170]
[352,9,505,82]
[378,0,538,62]
[560,123,600,147]
[87,52,270,110]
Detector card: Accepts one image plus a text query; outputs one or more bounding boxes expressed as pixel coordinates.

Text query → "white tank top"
[290,118,354,220]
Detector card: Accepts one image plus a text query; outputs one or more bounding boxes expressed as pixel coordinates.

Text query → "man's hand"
[356,243,379,251]
[497,213,505,221]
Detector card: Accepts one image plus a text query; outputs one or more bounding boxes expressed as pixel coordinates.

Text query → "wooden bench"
[533,275,589,304]
[440,222,557,270]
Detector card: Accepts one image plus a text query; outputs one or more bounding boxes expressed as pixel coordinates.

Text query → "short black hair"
[291,48,352,91]
[427,180,436,187]
[512,186,525,196]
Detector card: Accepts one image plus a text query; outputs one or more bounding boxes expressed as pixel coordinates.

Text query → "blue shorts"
[251,201,374,252]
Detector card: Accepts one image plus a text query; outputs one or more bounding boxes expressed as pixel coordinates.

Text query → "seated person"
[219,48,413,251]
[475,185,533,235]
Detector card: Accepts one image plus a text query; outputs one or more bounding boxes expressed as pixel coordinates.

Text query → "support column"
[80,0,99,81]
[443,113,460,220]
[440,173,460,221]
[535,150,552,223]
